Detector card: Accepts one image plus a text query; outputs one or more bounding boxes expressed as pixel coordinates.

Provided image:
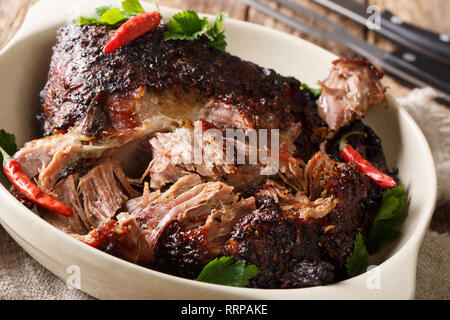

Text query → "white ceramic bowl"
[0,0,437,299]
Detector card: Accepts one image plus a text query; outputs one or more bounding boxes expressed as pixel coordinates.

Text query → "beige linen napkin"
[0,88,448,300]
[397,88,450,300]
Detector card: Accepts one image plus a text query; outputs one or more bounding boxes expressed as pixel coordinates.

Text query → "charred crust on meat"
[326,120,387,168]
[27,18,400,289]
[224,198,337,288]
[224,157,384,288]
[154,221,209,278]
[40,23,310,137]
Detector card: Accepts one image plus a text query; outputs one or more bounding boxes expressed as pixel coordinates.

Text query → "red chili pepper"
[1,147,73,217]
[103,11,162,53]
[339,131,396,188]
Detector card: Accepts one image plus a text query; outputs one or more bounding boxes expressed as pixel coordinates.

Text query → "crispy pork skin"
[73,213,154,264]
[287,149,383,265]
[40,23,310,137]
[225,148,384,288]
[326,119,392,172]
[224,198,336,288]
[130,174,256,271]
[156,195,256,277]
[318,59,386,131]
[104,212,155,264]
[16,22,315,189]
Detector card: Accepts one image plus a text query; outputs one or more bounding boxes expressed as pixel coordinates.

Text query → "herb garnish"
[301,82,322,97]
[345,233,369,278]
[196,256,260,287]
[121,0,145,15]
[75,0,145,26]
[164,10,228,51]
[0,129,17,163]
[367,185,408,255]
[345,185,408,277]
[75,1,228,51]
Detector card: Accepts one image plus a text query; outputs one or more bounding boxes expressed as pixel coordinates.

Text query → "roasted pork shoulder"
[9,19,391,288]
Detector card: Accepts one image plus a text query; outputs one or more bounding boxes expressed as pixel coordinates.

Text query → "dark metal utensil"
[313,0,450,65]
[241,0,450,96]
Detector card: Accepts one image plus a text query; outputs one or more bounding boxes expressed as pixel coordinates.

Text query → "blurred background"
[0,0,449,299]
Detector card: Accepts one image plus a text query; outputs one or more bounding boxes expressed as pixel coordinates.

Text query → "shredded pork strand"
[318,59,386,131]
[256,180,338,220]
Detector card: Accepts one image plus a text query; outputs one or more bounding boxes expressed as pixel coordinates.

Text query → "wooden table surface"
[0,0,449,231]
[2,0,450,97]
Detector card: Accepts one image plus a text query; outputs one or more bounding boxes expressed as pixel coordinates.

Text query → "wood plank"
[369,0,450,34]
[0,0,245,50]
[147,0,247,20]
[246,0,367,59]
[368,0,450,97]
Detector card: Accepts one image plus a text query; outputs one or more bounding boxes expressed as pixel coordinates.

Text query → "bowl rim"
[0,0,438,299]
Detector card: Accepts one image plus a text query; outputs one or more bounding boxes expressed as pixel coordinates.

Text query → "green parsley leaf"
[99,7,127,25]
[0,129,17,163]
[345,233,369,278]
[208,13,227,36]
[164,10,210,41]
[242,263,260,280]
[206,13,227,51]
[121,0,145,15]
[345,186,408,278]
[196,256,260,287]
[75,16,100,26]
[367,223,401,255]
[95,5,113,17]
[367,186,408,255]
[164,10,227,51]
[301,83,322,97]
[75,0,144,26]
[208,32,226,51]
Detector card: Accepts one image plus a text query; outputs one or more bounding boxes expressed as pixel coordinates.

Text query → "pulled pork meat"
[225,149,381,288]
[71,174,256,273]
[9,15,392,290]
[143,119,302,190]
[256,179,338,220]
[318,59,386,131]
[39,157,139,234]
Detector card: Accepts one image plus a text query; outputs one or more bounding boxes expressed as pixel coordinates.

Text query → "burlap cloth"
[0,88,448,300]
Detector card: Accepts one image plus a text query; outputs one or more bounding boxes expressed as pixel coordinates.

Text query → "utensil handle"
[384,46,450,95]
[381,10,450,62]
